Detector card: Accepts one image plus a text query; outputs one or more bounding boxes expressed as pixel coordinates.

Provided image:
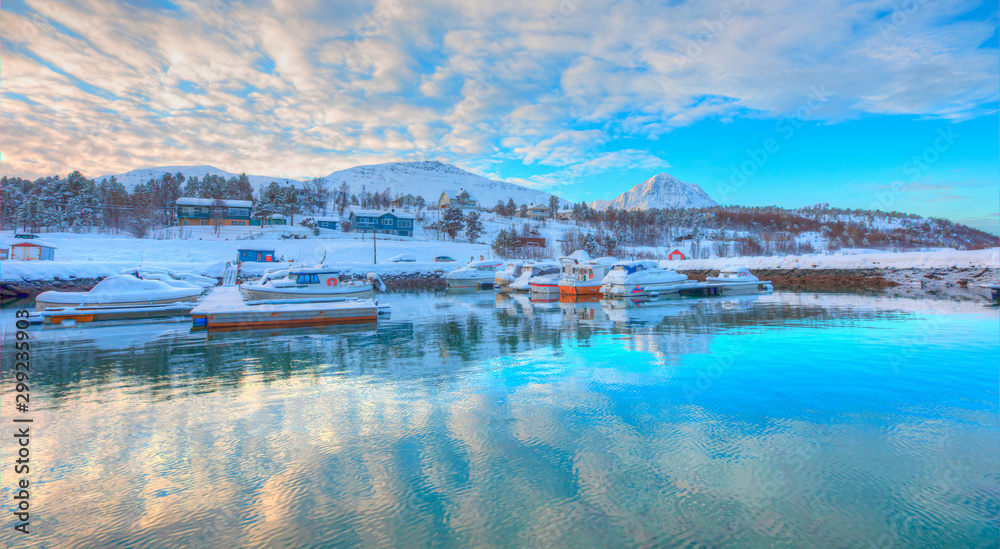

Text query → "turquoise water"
[1,292,997,548]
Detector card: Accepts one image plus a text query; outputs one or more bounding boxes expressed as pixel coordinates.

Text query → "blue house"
[313,217,339,230]
[348,209,415,237]
[238,248,276,262]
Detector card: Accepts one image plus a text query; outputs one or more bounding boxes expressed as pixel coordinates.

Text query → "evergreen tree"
[548,195,559,219]
[441,205,465,239]
[517,203,528,218]
[506,198,516,217]
[465,210,483,242]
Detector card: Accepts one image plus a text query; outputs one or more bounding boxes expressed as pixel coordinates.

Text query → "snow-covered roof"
[176,197,253,207]
[312,216,340,222]
[527,203,549,210]
[440,189,479,202]
[238,247,275,252]
[349,209,417,220]
[10,240,57,249]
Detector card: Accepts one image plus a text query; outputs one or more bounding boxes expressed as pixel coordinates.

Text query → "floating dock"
[190,287,387,331]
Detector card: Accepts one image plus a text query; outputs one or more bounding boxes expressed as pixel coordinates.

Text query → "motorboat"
[35,275,204,311]
[678,265,773,296]
[121,266,218,289]
[494,260,526,290]
[239,266,382,301]
[527,266,563,294]
[559,255,618,298]
[443,259,503,290]
[600,260,689,298]
[509,262,560,292]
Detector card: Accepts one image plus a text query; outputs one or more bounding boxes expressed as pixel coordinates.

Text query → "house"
[555,209,574,221]
[526,203,550,219]
[518,237,546,248]
[9,240,57,261]
[177,197,253,227]
[667,249,685,261]
[313,216,339,230]
[251,214,286,227]
[238,248,276,263]
[391,194,419,208]
[438,189,479,211]
[348,209,416,237]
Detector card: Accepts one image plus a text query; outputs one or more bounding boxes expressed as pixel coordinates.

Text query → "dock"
[190,287,386,330]
[40,302,196,325]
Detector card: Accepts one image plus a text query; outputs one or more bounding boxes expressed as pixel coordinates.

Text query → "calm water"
[1,292,997,548]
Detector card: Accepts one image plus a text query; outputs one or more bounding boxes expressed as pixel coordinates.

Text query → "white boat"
[559,255,618,298]
[495,260,526,289]
[35,275,204,311]
[704,266,773,295]
[239,266,380,301]
[509,262,560,292]
[528,267,562,293]
[600,260,689,298]
[443,260,503,290]
[121,266,218,289]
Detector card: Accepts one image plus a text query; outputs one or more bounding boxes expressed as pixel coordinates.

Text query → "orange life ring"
[327,277,338,286]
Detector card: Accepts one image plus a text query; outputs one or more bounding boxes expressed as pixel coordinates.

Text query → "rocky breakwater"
[678,269,897,292]
[1,278,103,300]
[348,272,448,291]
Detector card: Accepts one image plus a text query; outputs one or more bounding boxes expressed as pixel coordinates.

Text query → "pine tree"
[548,195,559,219]
[506,198,516,218]
[465,210,483,242]
[441,205,465,239]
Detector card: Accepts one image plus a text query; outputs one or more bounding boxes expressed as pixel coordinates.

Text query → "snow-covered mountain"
[97,165,293,191]
[320,161,561,208]
[592,173,717,211]
[99,161,563,208]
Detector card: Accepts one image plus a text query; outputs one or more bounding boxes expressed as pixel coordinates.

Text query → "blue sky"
[1,0,997,232]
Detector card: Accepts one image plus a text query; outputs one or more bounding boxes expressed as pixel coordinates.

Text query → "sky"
[1,0,998,233]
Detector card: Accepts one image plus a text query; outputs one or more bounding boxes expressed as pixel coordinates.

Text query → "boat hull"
[42,303,195,325]
[35,294,200,312]
[602,282,685,298]
[558,282,602,298]
[239,286,373,301]
[445,277,494,290]
[679,281,773,296]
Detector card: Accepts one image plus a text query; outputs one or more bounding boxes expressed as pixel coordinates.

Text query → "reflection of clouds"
[1,292,997,546]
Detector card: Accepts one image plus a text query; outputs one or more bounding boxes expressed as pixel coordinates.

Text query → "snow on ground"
[672,247,1000,271]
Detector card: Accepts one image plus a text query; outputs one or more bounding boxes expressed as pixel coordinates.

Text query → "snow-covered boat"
[191,287,383,331]
[494,260,526,290]
[509,262,560,292]
[35,275,204,311]
[443,260,503,290]
[239,266,382,301]
[678,266,773,296]
[558,255,619,298]
[600,260,689,298]
[121,266,218,289]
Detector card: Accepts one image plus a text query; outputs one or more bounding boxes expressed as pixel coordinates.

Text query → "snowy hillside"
[321,161,563,208]
[98,165,293,191]
[594,173,717,211]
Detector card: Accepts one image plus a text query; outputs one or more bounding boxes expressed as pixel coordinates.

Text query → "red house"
[667,249,685,261]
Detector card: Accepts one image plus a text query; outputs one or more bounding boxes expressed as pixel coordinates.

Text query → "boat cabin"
[276,268,343,287]
[609,260,659,275]
[712,266,755,280]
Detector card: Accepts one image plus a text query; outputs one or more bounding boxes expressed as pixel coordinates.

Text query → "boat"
[121,266,218,289]
[600,260,689,298]
[494,260,526,290]
[558,256,619,298]
[35,275,204,311]
[509,262,560,292]
[678,266,773,296]
[239,266,382,301]
[527,265,563,294]
[443,259,503,290]
[40,303,196,325]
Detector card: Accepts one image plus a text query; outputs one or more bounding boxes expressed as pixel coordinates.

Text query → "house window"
[397,220,412,228]
[383,218,393,226]
[256,253,262,261]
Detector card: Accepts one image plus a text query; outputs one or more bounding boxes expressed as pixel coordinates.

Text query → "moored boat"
[510,262,560,292]
[559,256,618,297]
[600,260,689,298]
[495,260,526,290]
[443,260,503,290]
[35,275,204,311]
[678,266,773,296]
[239,266,381,301]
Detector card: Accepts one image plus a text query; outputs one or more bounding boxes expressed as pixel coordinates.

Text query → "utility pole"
[373,229,377,264]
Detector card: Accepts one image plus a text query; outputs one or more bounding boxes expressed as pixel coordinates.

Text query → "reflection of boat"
[559,255,618,298]
[240,266,380,301]
[601,296,696,323]
[678,266,773,296]
[600,260,689,298]
[35,275,204,311]
[444,260,503,290]
[558,297,608,323]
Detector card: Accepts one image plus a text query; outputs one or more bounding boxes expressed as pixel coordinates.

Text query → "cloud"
[0,0,996,190]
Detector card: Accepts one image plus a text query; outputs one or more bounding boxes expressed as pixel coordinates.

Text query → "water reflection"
[0,292,997,548]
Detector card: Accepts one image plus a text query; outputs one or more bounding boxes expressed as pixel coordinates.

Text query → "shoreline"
[3,267,996,301]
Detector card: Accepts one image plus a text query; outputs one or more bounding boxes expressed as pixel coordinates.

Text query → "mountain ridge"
[591,173,717,211]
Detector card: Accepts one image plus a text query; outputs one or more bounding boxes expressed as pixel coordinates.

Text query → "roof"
[238,248,275,252]
[176,197,253,207]
[527,203,549,210]
[312,216,340,222]
[10,240,57,249]
[440,189,479,202]
[349,209,417,220]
